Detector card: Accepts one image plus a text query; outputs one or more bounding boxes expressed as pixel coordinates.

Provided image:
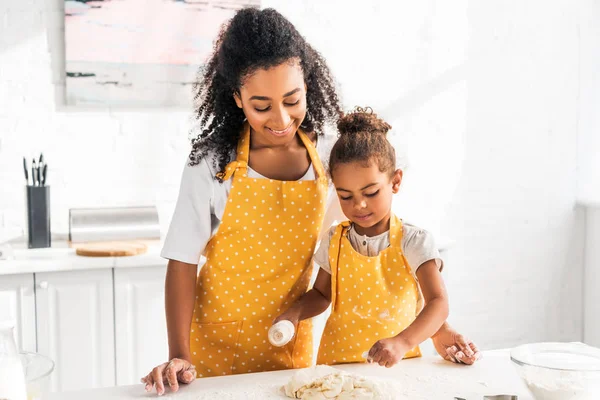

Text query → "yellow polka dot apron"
[317,214,422,365]
[190,122,328,377]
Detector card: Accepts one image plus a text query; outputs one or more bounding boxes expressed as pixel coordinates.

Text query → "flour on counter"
[520,364,599,400]
[155,362,498,400]
[158,384,285,400]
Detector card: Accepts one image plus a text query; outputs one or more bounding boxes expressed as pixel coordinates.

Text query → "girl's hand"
[273,311,299,327]
[367,336,411,368]
[140,358,196,396]
[431,322,481,365]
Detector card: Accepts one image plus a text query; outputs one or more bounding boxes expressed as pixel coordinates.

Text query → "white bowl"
[510,342,600,400]
[20,352,54,400]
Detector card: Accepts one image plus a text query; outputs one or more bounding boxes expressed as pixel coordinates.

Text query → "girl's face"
[332,161,402,237]
[234,60,307,147]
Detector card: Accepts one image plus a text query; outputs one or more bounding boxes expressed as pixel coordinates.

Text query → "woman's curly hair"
[189,7,342,175]
[329,106,396,178]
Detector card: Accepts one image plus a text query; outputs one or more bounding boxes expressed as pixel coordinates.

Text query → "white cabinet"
[114,266,168,386]
[0,273,36,352]
[35,269,115,392]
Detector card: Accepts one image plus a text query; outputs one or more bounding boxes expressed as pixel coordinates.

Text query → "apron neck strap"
[235,122,251,166]
[388,214,403,248]
[217,122,326,181]
[216,123,250,181]
[296,128,326,180]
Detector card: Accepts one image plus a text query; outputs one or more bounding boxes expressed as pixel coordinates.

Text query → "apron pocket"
[191,320,242,376]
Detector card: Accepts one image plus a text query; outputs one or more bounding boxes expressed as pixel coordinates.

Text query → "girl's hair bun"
[329,106,396,178]
[337,106,391,137]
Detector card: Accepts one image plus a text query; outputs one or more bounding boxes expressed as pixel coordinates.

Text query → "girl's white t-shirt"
[313,223,443,274]
[314,222,443,315]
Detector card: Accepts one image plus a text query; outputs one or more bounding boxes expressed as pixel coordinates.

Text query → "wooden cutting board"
[73,241,148,257]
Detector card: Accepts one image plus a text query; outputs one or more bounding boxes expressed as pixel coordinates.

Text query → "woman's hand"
[140,358,196,396]
[431,322,481,365]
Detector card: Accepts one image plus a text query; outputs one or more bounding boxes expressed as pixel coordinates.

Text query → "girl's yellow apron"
[190,123,328,377]
[317,214,422,365]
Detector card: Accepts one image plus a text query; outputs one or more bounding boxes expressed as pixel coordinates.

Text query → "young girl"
[274,107,476,368]
[142,7,342,395]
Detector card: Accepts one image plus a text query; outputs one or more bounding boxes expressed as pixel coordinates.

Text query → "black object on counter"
[26,185,51,249]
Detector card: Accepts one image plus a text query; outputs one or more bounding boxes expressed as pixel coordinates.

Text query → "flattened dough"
[284,365,385,399]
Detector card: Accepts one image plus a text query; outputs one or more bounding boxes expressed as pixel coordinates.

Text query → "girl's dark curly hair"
[329,106,396,178]
[190,7,342,176]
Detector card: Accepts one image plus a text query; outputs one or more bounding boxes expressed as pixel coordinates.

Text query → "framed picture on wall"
[64,0,260,108]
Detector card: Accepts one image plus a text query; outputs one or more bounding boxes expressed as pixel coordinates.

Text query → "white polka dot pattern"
[191,124,328,377]
[317,215,422,365]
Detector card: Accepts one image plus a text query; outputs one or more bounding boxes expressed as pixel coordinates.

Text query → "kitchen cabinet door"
[114,266,168,385]
[35,269,115,392]
[0,273,36,352]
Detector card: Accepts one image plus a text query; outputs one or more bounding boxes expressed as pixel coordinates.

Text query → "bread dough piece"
[285,365,339,396]
[284,366,384,399]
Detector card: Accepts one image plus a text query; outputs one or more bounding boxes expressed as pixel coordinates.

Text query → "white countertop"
[0,238,453,276]
[577,199,600,208]
[46,351,533,399]
[0,241,167,275]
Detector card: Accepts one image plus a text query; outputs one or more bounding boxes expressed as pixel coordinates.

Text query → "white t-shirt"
[314,222,443,314]
[314,223,443,276]
[161,137,345,265]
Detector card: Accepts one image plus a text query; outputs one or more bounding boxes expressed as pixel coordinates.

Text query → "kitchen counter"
[47,351,533,399]
[0,238,453,276]
[0,241,168,275]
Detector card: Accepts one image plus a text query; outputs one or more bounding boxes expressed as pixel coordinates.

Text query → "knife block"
[26,185,51,249]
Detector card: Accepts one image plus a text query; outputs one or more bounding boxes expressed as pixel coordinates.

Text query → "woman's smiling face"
[234,59,307,147]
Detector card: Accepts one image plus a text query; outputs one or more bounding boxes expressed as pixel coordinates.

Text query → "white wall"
[451,1,584,348]
[577,1,600,203]
[0,0,193,239]
[0,0,593,349]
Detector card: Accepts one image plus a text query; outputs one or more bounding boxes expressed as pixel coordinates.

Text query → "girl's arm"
[368,260,449,367]
[397,260,449,347]
[274,268,332,325]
